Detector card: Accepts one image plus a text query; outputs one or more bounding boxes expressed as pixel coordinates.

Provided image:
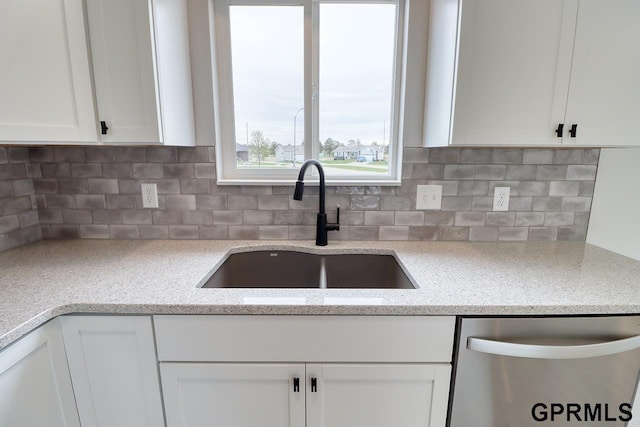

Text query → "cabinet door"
[60,315,165,427]
[306,364,451,427]
[451,0,578,146]
[0,0,97,143]
[0,319,80,427]
[86,0,162,143]
[160,363,305,427]
[564,0,640,146]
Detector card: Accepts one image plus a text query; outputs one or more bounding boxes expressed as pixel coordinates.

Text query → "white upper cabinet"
[424,0,640,147]
[0,0,195,146]
[86,0,161,143]
[86,0,195,146]
[0,0,97,143]
[564,0,640,146]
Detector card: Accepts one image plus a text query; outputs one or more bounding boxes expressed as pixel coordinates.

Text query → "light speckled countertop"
[1,239,640,350]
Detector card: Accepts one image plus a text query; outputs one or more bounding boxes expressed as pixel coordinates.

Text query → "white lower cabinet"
[0,319,80,427]
[155,315,455,427]
[60,315,165,427]
[161,363,306,427]
[306,364,451,427]
[1,314,454,427]
[161,362,451,427]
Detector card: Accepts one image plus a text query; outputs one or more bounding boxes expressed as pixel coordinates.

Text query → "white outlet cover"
[493,187,510,211]
[416,185,442,210]
[141,183,159,208]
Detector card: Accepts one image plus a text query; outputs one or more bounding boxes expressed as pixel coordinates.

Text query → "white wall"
[587,148,640,261]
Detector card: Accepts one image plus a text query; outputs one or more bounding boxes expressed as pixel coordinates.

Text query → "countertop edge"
[3,301,640,352]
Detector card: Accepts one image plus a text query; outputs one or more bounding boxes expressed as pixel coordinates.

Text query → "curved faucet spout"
[292,159,339,246]
[293,159,325,214]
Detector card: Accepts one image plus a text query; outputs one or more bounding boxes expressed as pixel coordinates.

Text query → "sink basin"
[200,250,416,289]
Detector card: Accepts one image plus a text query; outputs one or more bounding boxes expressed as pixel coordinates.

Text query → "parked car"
[356,156,367,163]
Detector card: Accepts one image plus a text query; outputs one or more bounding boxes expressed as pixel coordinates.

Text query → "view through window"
[318,3,396,177]
[222,0,401,182]
[230,5,304,170]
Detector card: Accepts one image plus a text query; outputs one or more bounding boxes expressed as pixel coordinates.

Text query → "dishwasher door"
[449,316,640,427]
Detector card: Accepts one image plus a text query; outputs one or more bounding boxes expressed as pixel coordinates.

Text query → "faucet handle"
[325,206,340,233]
[327,206,340,232]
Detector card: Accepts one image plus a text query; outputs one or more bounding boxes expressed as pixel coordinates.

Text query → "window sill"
[215,178,402,187]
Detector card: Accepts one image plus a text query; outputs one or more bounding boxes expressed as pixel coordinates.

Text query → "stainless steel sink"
[200,250,416,289]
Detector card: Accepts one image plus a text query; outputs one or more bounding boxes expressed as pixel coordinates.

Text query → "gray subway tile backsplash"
[522,149,554,164]
[469,226,499,241]
[379,226,410,241]
[0,146,600,251]
[79,224,110,239]
[169,225,199,240]
[529,226,559,241]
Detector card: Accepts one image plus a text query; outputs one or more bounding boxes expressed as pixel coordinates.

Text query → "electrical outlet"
[416,185,442,210]
[141,183,158,208]
[493,187,510,211]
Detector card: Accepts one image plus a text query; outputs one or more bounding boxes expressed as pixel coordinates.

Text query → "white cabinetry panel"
[86,0,195,146]
[0,0,194,146]
[306,364,451,427]
[0,319,80,427]
[0,0,97,143]
[161,363,305,427]
[86,0,161,143]
[425,0,640,147]
[161,362,451,427]
[61,315,165,427]
[564,0,640,146]
[451,0,576,146]
[154,315,455,363]
[157,315,454,427]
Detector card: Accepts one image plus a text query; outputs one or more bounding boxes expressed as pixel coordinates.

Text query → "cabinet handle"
[100,121,109,135]
[311,377,317,392]
[555,123,564,138]
[569,124,578,138]
[293,377,300,393]
[468,334,640,359]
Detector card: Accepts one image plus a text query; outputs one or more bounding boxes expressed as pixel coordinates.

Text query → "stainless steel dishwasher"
[449,316,640,427]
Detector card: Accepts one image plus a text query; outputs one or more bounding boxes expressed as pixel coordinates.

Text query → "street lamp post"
[293,107,304,167]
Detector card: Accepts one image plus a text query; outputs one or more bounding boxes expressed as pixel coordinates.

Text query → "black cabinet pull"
[100,121,109,135]
[293,377,300,393]
[555,123,564,138]
[569,124,578,138]
[311,377,317,392]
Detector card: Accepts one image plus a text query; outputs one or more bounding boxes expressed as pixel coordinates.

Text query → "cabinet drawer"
[154,315,455,363]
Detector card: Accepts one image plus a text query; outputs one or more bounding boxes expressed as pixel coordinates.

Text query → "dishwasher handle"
[467,334,640,359]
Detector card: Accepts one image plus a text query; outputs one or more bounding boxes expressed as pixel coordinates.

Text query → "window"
[212,0,406,185]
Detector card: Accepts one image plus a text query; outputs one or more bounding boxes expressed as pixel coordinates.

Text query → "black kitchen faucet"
[293,159,340,246]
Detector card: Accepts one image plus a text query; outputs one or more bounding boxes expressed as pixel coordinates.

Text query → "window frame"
[211,0,406,185]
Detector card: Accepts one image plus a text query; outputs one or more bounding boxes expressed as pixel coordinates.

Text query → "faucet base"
[316,213,328,246]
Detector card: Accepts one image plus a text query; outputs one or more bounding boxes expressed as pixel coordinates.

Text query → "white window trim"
[211,0,407,186]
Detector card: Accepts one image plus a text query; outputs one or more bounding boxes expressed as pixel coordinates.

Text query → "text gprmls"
[532,403,632,423]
